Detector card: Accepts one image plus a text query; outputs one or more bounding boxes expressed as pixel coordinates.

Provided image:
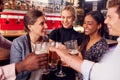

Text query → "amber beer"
[48,50,59,70]
[35,50,48,65]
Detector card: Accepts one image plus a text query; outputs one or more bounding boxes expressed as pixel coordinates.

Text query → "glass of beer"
[64,40,79,55]
[48,42,60,71]
[35,42,50,74]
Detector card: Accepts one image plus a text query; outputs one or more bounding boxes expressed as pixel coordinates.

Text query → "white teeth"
[63,24,68,26]
[63,23,68,25]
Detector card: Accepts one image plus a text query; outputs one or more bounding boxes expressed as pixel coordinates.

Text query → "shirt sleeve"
[0,33,12,49]
[0,63,16,80]
[81,60,95,80]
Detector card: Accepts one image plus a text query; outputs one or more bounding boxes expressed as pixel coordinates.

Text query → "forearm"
[69,56,83,73]
[66,56,95,80]
[0,34,11,49]
[55,48,95,80]
[15,61,26,74]
[59,52,83,73]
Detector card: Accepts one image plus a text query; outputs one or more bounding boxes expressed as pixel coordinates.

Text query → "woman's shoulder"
[49,28,61,34]
[97,38,108,44]
[12,34,28,43]
[95,38,109,49]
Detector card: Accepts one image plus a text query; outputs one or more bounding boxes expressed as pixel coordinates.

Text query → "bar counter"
[0,30,26,37]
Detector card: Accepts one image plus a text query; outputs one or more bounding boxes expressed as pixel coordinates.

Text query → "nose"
[104,17,108,24]
[44,23,48,29]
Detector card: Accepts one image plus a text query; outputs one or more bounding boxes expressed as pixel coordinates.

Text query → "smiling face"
[83,15,100,36]
[61,10,75,29]
[28,16,48,37]
[104,6,120,36]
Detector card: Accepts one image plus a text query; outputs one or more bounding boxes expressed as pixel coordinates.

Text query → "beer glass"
[35,42,50,74]
[55,42,66,77]
[48,42,60,71]
[64,40,79,55]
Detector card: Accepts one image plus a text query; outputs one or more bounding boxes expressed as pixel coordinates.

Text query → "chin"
[85,32,89,35]
[63,26,68,28]
[64,26,72,29]
[109,32,117,36]
[43,33,47,36]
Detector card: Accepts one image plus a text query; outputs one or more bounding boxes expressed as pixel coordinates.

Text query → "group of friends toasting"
[8,4,110,80]
[1,0,119,80]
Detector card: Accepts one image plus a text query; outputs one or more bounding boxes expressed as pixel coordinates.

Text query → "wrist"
[15,61,25,74]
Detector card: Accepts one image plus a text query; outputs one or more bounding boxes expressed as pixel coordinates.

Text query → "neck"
[89,33,102,42]
[29,32,42,44]
[62,26,73,30]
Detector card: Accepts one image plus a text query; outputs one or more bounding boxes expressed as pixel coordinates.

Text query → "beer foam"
[69,49,78,55]
[35,50,47,54]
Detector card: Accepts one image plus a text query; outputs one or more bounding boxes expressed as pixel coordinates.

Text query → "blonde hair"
[61,5,77,20]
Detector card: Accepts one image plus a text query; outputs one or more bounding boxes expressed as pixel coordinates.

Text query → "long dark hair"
[80,11,108,53]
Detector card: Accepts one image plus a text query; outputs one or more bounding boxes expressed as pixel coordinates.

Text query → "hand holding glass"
[48,42,60,71]
[35,42,50,74]
[54,42,66,77]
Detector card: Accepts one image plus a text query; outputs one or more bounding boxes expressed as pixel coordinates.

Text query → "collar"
[61,26,73,31]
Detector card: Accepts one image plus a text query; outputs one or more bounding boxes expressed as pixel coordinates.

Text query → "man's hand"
[16,52,48,74]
